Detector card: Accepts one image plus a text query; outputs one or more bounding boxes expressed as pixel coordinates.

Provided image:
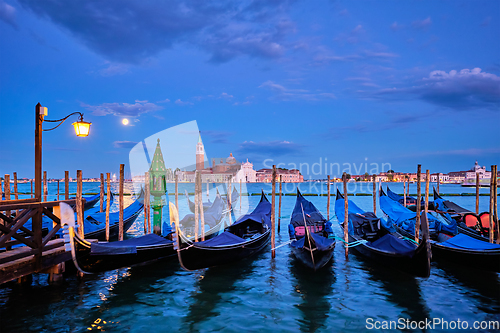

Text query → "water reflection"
[290,254,336,332]
[362,261,431,324]
[433,262,500,311]
[184,256,259,330]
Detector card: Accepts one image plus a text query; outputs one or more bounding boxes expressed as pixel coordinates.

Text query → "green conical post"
[149,138,168,235]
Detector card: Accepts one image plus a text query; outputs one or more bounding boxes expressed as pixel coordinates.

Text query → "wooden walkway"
[0,198,78,285]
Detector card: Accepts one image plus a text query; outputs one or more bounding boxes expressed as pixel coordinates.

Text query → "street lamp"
[35,103,91,202]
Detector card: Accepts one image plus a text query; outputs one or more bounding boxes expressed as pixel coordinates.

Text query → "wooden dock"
[0,198,79,285]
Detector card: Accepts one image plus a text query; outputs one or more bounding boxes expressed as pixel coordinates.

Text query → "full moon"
[122,119,129,125]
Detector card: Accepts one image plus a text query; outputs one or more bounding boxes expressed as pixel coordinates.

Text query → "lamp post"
[34,103,91,202]
[33,102,91,264]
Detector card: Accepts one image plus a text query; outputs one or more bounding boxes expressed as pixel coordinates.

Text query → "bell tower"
[196,134,204,170]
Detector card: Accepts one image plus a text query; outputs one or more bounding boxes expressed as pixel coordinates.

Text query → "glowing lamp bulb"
[72,121,91,137]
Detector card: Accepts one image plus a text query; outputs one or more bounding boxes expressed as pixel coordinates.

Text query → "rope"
[403,236,418,244]
[328,235,368,247]
[271,239,293,251]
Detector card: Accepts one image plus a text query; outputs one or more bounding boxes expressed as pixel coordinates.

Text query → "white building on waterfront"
[234,159,257,183]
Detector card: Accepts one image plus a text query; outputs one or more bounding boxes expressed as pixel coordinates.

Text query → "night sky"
[1,0,499,179]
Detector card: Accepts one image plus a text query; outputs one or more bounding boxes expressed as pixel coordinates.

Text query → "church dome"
[226,153,237,164]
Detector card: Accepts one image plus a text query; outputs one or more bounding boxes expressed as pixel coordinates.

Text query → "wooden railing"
[0,199,83,265]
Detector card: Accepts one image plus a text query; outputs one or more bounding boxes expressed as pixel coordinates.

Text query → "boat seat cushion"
[295,225,323,237]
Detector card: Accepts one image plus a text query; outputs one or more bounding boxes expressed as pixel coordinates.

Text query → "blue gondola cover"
[90,233,173,255]
[440,234,500,250]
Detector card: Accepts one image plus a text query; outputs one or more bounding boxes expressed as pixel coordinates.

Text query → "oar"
[301,203,316,270]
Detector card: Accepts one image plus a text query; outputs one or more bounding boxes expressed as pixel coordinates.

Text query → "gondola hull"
[341,226,430,277]
[73,234,177,273]
[179,231,271,270]
[394,225,500,273]
[290,242,335,270]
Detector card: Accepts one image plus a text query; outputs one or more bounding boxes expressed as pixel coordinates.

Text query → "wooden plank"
[0,199,77,211]
[0,239,65,264]
[0,241,70,285]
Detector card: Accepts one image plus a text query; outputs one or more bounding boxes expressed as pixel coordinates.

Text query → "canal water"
[1,182,499,332]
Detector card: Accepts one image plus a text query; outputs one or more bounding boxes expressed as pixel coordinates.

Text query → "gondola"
[67,192,227,273]
[433,188,493,241]
[386,186,427,210]
[186,190,212,213]
[175,191,271,270]
[178,192,227,242]
[83,190,145,240]
[335,189,430,277]
[288,189,335,270]
[380,188,500,272]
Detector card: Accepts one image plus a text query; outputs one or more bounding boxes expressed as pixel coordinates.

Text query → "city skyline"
[1,0,499,179]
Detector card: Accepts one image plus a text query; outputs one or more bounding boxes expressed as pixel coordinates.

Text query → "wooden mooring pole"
[278,175,282,233]
[57,180,60,201]
[271,165,276,259]
[476,172,480,215]
[415,165,422,243]
[106,172,111,241]
[76,170,84,237]
[327,175,331,220]
[198,172,205,241]
[65,171,69,200]
[30,179,33,198]
[227,177,232,225]
[13,172,18,216]
[119,164,124,241]
[372,174,376,213]
[403,177,407,207]
[144,172,150,234]
[489,165,495,243]
[437,173,440,194]
[175,173,178,210]
[4,174,10,217]
[100,173,104,212]
[493,165,499,244]
[43,171,47,202]
[240,179,242,212]
[343,172,349,259]
[194,171,199,242]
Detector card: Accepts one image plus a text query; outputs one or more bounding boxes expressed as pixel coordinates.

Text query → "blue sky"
[0,0,499,179]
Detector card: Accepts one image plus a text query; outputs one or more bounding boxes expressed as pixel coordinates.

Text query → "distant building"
[256,169,303,183]
[177,136,257,182]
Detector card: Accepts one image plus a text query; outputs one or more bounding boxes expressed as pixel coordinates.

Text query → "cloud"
[259,80,336,101]
[82,100,162,116]
[390,21,404,31]
[98,63,129,77]
[201,130,233,144]
[175,99,194,106]
[314,49,398,65]
[480,16,491,27]
[375,68,500,110]
[412,17,432,30]
[18,0,295,64]
[0,0,17,29]
[113,141,139,149]
[402,147,500,158]
[236,140,304,157]
[219,92,233,99]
